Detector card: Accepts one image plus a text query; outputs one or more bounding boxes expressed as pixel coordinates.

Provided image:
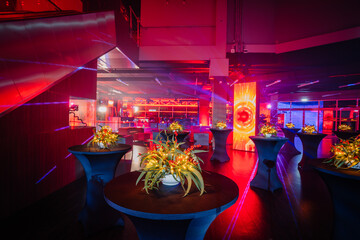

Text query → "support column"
[210,59,229,126]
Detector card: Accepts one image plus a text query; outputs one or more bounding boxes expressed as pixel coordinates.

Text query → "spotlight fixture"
[267,104,271,109]
[297,80,319,88]
[266,80,281,87]
[116,79,129,86]
[98,106,107,113]
[338,82,360,88]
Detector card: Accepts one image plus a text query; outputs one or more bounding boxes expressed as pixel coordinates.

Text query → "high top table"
[210,128,232,162]
[104,171,239,240]
[249,136,288,192]
[296,132,327,170]
[68,144,132,235]
[160,131,190,148]
[332,130,359,140]
[311,159,360,240]
[279,128,301,158]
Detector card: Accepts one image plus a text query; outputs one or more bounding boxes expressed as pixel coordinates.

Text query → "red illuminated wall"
[0,61,96,218]
[233,82,256,151]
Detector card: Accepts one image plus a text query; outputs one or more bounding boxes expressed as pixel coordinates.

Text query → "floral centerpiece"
[215,121,227,129]
[338,124,352,131]
[259,123,277,137]
[302,124,317,134]
[168,121,183,132]
[136,137,205,197]
[88,126,119,149]
[326,136,360,169]
[285,122,295,128]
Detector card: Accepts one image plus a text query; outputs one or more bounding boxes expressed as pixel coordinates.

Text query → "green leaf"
[136,171,146,185]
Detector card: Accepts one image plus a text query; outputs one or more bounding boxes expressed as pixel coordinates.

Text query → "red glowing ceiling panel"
[0,11,116,117]
[233,82,256,151]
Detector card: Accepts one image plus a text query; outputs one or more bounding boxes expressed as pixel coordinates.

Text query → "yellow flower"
[286,122,295,128]
[302,124,316,134]
[260,123,277,136]
[338,124,351,131]
[216,121,227,129]
[168,121,183,132]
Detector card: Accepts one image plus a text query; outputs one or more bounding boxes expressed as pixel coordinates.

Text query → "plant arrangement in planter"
[259,123,277,137]
[285,122,295,128]
[338,124,352,131]
[136,136,206,197]
[301,124,317,134]
[167,121,183,132]
[326,136,360,169]
[88,126,119,149]
[215,121,227,129]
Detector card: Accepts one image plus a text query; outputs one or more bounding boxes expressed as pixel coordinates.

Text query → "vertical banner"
[233,82,256,151]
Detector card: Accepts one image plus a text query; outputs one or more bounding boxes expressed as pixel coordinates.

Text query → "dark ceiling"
[97,38,360,102]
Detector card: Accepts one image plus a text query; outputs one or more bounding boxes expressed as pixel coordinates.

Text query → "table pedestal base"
[250,161,283,192]
[317,171,360,240]
[79,176,124,235]
[127,214,217,240]
[279,142,301,159]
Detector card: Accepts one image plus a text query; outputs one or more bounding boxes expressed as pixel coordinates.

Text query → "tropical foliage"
[326,136,360,169]
[136,136,206,197]
[88,126,119,149]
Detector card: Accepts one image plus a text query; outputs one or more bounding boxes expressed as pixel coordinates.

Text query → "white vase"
[264,133,272,138]
[97,142,106,149]
[162,174,180,186]
[351,163,360,169]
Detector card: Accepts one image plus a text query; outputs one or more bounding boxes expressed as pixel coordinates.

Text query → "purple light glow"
[223,159,259,240]
[35,165,57,184]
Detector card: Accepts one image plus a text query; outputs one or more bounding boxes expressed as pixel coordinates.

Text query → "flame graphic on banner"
[233,82,256,151]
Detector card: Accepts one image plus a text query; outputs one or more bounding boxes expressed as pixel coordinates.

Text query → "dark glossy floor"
[2,136,337,240]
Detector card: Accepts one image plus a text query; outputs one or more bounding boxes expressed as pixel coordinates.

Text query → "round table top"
[104,171,239,220]
[333,131,360,140]
[210,128,233,132]
[249,136,288,142]
[281,127,300,133]
[296,132,327,137]
[68,144,132,155]
[310,158,360,181]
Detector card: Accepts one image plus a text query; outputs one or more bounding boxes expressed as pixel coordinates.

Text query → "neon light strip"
[277,157,302,238]
[0,58,97,71]
[266,79,281,87]
[155,77,162,85]
[116,79,129,86]
[35,165,57,184]
[223,159,259,240]
[54,126,70,132]
[297,80,319,88]
[338,82,360,88]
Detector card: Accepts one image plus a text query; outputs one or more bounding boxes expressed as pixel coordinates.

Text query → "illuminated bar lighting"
[116,79,129,86]
[265,79,281,87]
[338,82,360,88]
[155,77,162,85]
[297,80,319,88]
